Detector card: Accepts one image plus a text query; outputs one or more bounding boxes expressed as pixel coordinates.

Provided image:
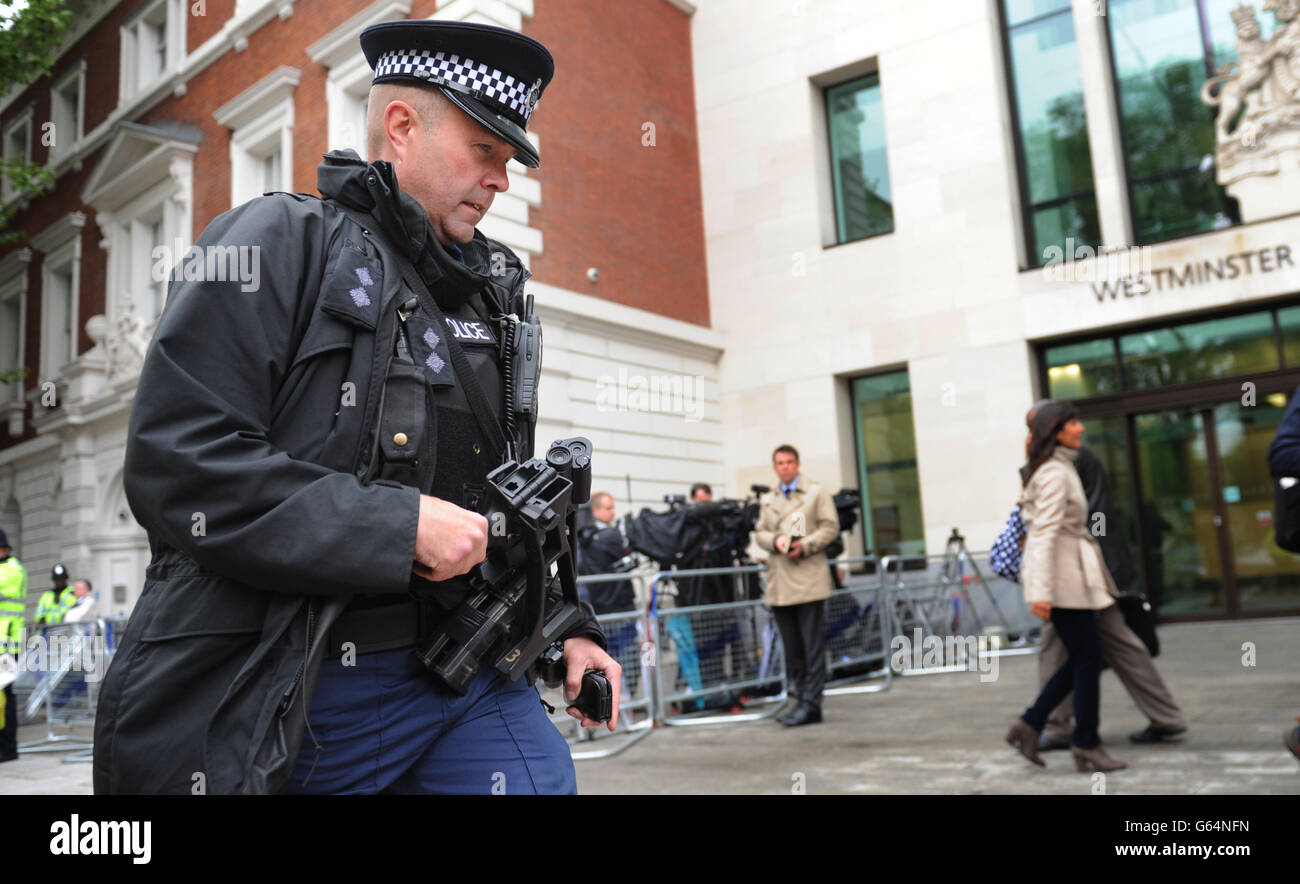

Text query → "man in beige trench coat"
[753,445,841,726]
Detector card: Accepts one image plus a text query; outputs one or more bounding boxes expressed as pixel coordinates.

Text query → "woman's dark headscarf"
[1021,400,1079,487]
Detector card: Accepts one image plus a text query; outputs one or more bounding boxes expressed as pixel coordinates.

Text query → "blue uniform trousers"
[283,646,576,794]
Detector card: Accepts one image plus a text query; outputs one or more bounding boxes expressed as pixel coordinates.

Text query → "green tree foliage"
[0,0,73,245]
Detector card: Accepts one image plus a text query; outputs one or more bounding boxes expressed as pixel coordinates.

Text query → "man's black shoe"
[775,700,801,724]
[1038,734,1071,752]
[781,704,822,727]
[1129,724,1187,744]
[0,751,17,763]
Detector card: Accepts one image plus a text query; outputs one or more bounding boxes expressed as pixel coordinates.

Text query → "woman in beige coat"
[1005,402,1127,773]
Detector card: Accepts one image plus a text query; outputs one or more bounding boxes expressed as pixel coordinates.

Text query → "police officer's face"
[395,96,514,246]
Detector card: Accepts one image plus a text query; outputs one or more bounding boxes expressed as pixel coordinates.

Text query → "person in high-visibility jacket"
[35,563,69,625]
[0,528,28,762]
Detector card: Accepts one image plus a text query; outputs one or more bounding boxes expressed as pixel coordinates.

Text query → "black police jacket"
[577,523,635,614]
[92,150,604,794]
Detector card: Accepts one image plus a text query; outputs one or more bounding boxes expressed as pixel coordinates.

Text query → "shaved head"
[366,83,452,160]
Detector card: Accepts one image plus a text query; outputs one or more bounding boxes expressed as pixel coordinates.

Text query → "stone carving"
[1202,2,1300,220]
[105,300,148,382]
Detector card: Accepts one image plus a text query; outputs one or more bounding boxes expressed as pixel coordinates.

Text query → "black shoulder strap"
[333,204,509,463]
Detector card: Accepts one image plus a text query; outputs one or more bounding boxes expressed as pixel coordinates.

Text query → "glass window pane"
[1279,306,1300,366]
[1030,194,1100,263]
[1120,311,1278,389]
[262,148,281,193]
[853,371,924,557]
[827,74,894,243]
[1005,4,1099,264]
[1204,0,1276,70]
[1045,338,1117,398]
[1078,414,1140,593]
[1108,0,1238,243]
[1005,0,1071,27]
[1130,171,1234,243]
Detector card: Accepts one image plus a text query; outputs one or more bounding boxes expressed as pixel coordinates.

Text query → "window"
[213,67,299,207]
[1106,0,1264,244]
[128,210,168,328]
[82,123,197,367]
[261,148,281,194]
[0,249,28,434]
[1040,305,1297,400]
[1119,310,1277,390]
[1045,338,1118,399]
[120,0,184,104]
[49,60,86,164]
[1001,0,1100,266]
[852,370,924,557]
[31,213,87,382]
[307,2,413,157]
[43,263,75,377]
[2,107,33,202]
[826,72,894,242]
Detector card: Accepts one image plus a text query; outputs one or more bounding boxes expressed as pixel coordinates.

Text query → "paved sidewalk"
[4,617,1297,794]
[573,616,1300,795]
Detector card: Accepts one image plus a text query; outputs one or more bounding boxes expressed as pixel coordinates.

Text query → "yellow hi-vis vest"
[0,557,27,656]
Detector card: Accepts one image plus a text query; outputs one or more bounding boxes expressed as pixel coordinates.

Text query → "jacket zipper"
[278,600,317,715]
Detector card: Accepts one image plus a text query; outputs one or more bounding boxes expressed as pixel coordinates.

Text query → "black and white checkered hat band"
[374,49,539,122]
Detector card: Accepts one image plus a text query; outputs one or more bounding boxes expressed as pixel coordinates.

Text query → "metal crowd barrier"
[879,551,1039,677]
[17,617,119,763]
[824,556,892,696]
[648,565,793,727]
[541,590,654,760]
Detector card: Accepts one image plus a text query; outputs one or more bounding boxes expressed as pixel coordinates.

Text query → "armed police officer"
[94,20,619,795]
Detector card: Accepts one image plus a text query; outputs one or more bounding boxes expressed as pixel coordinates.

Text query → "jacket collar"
[1052,445,1080,463]
[316,149,492,311]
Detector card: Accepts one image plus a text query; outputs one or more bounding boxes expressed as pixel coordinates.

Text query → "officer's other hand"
[562,637,621,732]
[413,494,488,582]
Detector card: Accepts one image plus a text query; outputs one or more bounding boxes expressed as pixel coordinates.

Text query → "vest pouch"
[378,358,432,488]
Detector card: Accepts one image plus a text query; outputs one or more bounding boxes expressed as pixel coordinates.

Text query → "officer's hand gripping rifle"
[414,437,597,704]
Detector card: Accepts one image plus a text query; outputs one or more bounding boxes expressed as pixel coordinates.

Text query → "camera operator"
[689,483,713,503]
[578,492,637,615]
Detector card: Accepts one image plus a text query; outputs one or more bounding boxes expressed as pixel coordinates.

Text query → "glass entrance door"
[1212,396,1300,612]
[1130,392,1300,616]
[1132,408,1225,616]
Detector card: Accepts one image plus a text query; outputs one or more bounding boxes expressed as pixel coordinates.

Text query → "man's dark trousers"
[772,600,826,710]
[0,683,16,757]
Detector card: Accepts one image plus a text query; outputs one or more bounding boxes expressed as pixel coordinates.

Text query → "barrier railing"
[1,545,1034,769]
[17,618,117,762]
[541,596,654,760]
[647,565,792,727]
[878,553,1039,677]
[823,556,892,696]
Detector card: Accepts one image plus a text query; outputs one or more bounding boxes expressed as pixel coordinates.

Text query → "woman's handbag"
[989,504,1026,583]
[1116,592,1159,658]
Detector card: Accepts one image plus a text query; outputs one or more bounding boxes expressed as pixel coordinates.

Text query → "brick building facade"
[0,0,719,618]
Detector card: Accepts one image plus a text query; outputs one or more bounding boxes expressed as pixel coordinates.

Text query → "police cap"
[361,20,554,169]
